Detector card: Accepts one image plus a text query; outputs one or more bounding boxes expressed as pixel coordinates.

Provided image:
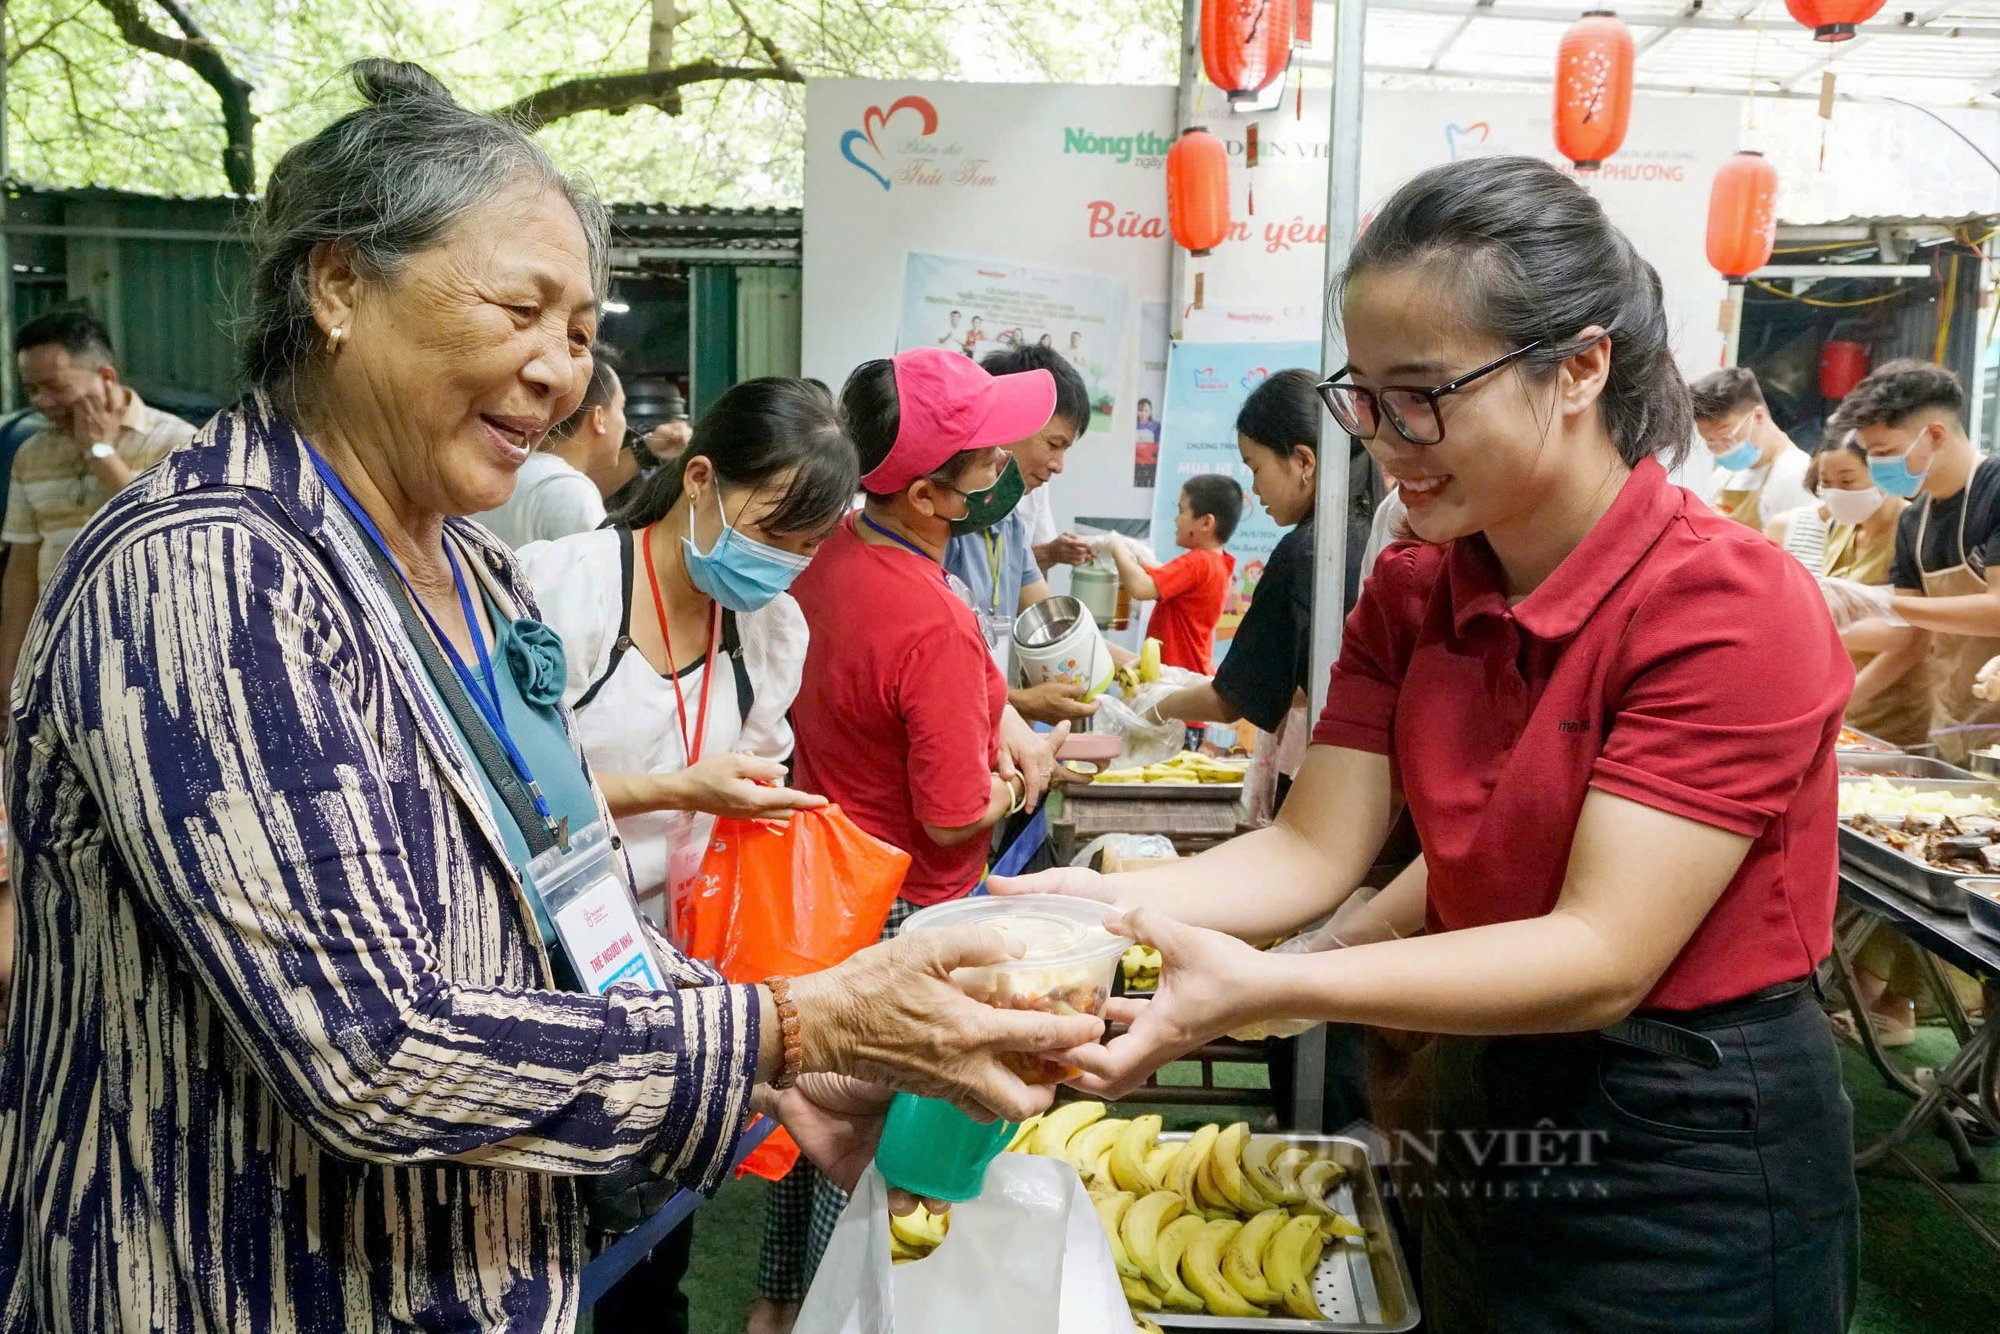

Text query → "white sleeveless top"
[518,527,808,923]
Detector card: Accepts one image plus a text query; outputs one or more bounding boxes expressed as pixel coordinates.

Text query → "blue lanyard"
[309,450,564,848]
[858,512,946,582]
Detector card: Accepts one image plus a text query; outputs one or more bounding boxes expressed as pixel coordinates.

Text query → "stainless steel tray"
[1836,727,1901,754]
[1150,1132,1418,1333]
[1838,776,2000,914]
[1837,752,1979,782]
[1960,878,2000,947]
[1079,781,1245,803]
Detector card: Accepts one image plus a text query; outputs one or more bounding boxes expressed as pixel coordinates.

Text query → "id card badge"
[979,608,1012,650]
[525,820,665,996]
[662,808,710,945]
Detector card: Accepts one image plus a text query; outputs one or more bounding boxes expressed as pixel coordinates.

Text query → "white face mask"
[1819,484,1887,527]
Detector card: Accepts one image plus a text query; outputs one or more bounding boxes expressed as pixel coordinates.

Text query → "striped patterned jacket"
[0,398,760,1332]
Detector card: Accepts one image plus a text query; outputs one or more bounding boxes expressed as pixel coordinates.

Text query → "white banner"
[804,81,1743,544]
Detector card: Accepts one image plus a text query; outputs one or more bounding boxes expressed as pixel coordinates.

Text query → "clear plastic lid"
[898,894,1132,969]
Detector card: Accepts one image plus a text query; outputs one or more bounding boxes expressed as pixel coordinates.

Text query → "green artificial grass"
[672,1026,1999,1333]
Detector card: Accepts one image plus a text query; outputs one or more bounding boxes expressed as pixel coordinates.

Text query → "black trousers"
[590,1218,695,1334]
[1419,986,1858,1333]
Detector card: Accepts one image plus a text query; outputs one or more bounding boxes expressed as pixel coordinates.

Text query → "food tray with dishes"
[1836,727,1902,754]
[1958,878,2000,949]
[1837,776,2000,913]
[1838,752,1979,782]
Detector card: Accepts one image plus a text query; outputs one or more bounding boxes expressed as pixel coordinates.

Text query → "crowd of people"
[0,51,1972,1334]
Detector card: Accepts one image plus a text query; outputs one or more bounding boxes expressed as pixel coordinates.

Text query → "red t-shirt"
[1144,547,1236,675]
[790,516,1008,905]
[1312,458,1853,1011]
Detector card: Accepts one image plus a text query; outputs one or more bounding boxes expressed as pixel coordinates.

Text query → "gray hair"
[242,59,610,411]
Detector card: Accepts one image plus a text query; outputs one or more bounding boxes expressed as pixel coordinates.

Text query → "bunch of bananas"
[1092,752,1250,786]
[1111,639,1166,699]
[1005,1101,1367,1324]
[888,1201,950,1265]
[1120,945,1162,992]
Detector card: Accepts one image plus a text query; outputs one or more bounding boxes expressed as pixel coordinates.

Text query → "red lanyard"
[641,524,719,766]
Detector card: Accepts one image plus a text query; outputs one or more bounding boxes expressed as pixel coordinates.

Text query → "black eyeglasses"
[1316,340,1545,446]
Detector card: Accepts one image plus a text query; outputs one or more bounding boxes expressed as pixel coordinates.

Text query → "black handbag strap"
[720,608,754,726]
[357,532,559,858]
[574,525,636,712]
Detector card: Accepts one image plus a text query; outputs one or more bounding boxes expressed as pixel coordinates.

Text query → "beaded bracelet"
[766,976,802,1090]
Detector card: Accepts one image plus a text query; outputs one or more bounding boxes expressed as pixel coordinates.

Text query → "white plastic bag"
[1069,832,1177,869]
[1091,691,1186,769]
[794,1155,1134,1334]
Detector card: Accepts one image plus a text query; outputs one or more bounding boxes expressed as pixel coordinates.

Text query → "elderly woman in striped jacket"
[0,61,1100,1334]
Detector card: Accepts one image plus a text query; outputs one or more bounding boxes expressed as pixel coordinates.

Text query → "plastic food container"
[899,894,1133,1017]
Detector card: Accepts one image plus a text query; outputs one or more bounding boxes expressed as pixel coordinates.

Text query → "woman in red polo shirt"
[999,156,1858,1333]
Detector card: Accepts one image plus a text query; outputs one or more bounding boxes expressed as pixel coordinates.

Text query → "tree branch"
[720,0,800,82]
[500,59,802,131]
[94,0,255,193]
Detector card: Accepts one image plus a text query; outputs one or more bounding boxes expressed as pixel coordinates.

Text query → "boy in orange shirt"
[1110,474,1243,674]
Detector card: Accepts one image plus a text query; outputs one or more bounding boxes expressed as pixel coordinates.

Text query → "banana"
[1066,1117,1130,1181]
[1093,1146,1115,1185]
[1298,1157,1349,1218]
[1263,1213,1327,1320]
[1182,1218,1264,1318]
[1133,1317,1165,1334]
[1092,1190,1144,1281]
[1241,1135,1297,1206]
[1222,1208,1288,1307]
[1273,1146,1313,1200]
[889,1233,922,1264]
[1119,1191,1186,1293]
[1005,1115,1042,1153]
[1212,1122,1274,1214]
[1164,1124,1218,1217]
[1144,1142,1181,1188]
[1193,1150,1235,1218]
[1324,1212,1367,1241]
[1153,1216,1207,1312]
[1121,1275,1162,1311]
[888,1204,948,1250]
[1028,1100,1106,1159]
[1109,1114,1164,1195]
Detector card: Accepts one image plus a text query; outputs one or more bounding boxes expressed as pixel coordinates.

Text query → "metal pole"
[1292,0,1367,1138]
[1721,285,1745,368]
[1,40,14,412]
[1310,0,1364,716]
[1168,0,1200,341]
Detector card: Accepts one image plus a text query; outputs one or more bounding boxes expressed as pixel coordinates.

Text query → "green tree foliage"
[4,0,1178,204]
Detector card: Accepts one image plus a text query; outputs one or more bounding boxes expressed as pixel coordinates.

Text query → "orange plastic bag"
[679,805,908,1182]
[678,803,909,988]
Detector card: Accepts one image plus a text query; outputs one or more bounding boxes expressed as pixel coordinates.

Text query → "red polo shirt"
[1313,458,1852,1011]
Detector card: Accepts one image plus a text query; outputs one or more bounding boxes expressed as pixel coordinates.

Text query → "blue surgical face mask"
[1869,428,1932,499]
[1713,436,1760,472]
[682,487,813,613]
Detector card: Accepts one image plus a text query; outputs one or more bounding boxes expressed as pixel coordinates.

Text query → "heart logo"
[1445,121,1491,162]
[842,96,940,192]
[1240,367,1270,389]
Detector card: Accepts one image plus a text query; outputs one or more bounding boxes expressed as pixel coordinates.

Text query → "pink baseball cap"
[859,347,1057,494]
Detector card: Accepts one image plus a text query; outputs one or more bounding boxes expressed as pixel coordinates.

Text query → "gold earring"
[328,326,346,352]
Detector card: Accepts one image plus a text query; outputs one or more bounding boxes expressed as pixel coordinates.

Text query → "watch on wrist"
[87,442,116,461]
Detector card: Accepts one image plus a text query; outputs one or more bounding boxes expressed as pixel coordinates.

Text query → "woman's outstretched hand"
[789,924,1106,1124]
[674,752,828,821]
[1056,907,1278,1100]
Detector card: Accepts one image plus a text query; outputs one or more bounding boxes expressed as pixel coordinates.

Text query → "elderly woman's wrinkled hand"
[789,924,1104,1124]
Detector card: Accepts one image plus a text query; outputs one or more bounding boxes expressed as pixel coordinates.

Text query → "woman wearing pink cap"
[749,347,1065,1317]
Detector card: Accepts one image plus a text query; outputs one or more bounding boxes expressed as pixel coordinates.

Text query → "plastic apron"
[1913,493,2000,762]
[1824,522,1933,749]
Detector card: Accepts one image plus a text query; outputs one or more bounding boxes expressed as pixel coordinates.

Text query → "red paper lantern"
[1554,11,1634,172]
[1819,340,1872,399]
[1706,151,1779,282]
[1294,0,1314,48]
[1202,0,1296,102]
[1167,127,1231,257]
[1784,0,1885,42]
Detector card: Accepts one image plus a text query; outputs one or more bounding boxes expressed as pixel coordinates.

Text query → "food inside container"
[1837,727,1899,753]
[1840,777,2000,873]
[899,895,1132,1018]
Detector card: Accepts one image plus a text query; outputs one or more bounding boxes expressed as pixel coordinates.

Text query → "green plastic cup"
[872,1092,1014,1202]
